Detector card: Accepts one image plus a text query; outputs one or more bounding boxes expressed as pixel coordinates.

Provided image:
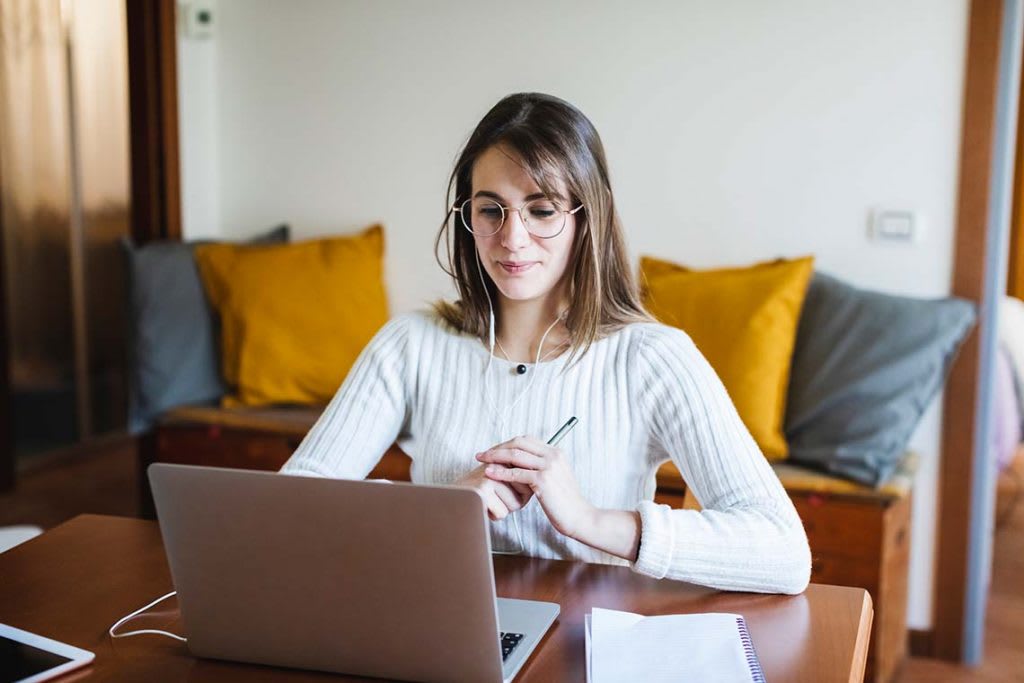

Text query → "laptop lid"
[148,463,506,683]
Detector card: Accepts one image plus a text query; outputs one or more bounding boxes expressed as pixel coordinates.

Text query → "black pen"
[546,417,578,446]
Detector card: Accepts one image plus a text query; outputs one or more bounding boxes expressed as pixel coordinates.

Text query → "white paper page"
[590,608,756,683]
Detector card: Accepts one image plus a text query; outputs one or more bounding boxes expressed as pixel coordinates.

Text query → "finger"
[481,435,550,457]
[483,489,509,520]
[509,481,534,499]
[477,448,545,470]
[508,435,559,457]
[489,435,532,450]
[492,482,524,512]
[484,465,537,486]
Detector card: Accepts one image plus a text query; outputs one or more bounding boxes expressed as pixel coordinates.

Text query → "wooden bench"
[660,456,914,683]
[139,404,914,683]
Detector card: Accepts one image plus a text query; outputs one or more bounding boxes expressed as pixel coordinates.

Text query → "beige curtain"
[0,0,130,449]
[69,0,131,436]
[0,0,73,391]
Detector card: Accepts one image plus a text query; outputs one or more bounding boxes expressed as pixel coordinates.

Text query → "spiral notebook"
[585,608,766,683]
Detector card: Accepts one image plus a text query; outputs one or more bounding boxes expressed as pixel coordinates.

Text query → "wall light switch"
[182,1,214,40]
[870,209,920,243]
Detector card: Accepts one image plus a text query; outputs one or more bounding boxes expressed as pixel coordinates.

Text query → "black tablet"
[0,623,94,683]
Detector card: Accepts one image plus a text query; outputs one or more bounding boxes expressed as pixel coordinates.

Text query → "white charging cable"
[108,591,187,643]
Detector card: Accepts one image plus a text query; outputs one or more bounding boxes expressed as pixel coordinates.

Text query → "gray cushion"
[122,225,289,433]
[784,271,976,486]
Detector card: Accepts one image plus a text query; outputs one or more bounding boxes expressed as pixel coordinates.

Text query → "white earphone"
[474,246,567,555]
[474,246,564,420]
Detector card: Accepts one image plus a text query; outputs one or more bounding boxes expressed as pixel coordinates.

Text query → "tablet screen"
[0,634,73,682]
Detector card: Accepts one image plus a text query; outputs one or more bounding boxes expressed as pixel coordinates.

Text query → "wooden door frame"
[1010,11,1024,296]
[0,143,12,492]
[928,0,1017,662]
[126,0,182,244]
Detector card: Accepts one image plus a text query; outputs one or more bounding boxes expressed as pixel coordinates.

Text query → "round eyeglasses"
[452,197,584,239]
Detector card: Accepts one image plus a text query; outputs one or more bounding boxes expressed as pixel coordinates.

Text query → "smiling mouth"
[498,262,538,274]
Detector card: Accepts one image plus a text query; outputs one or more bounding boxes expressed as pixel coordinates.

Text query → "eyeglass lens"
[460,198,565,238]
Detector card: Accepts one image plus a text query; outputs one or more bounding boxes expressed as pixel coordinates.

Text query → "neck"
[494,294,570,362]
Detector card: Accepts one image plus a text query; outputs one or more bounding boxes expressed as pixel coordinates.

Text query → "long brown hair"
[433,92,653,368]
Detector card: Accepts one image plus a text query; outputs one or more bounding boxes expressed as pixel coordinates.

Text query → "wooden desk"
[0,515,873,682]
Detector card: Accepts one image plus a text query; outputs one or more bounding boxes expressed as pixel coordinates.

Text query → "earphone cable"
[474,247,565,556]
[495,338,568,367]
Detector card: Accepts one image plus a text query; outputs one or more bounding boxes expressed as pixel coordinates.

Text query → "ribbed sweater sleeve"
[279,315,412,478]
[631,325,812,594]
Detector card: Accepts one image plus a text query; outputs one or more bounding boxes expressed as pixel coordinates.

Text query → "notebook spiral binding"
[735,616,767,683]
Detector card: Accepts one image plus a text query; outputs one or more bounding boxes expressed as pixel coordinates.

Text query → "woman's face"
[469,144,577,307]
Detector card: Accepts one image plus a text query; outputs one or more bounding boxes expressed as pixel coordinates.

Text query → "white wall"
[176,0,969,629]
[177,0,219,240]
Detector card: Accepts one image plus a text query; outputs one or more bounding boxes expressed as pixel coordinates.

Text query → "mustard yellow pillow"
[195,225,389,407]
[640,255,814,460]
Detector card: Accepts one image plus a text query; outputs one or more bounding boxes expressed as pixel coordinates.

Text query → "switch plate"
[182,1,214,40]
[870,209,920,243]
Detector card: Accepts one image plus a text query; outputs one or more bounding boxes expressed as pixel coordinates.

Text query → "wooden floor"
[0,434,140,529]
[1,437,1022,681]
[900,458,1024,682]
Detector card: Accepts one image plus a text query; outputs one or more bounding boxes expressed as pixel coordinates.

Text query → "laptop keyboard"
[499,632,525,661]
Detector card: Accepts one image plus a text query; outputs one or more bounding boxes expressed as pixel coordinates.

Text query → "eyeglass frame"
[450,196,585,239]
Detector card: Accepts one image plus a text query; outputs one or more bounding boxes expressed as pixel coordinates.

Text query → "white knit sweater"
[281,310,811,594]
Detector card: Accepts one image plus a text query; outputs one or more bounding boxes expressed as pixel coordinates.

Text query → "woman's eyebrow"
[473,190,567,202]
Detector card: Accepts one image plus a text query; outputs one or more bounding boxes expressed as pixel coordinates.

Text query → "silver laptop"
[148,463,559,683]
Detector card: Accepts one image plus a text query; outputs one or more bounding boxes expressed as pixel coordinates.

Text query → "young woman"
[281,93,811,594]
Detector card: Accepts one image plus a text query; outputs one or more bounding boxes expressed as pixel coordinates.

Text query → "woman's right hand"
[454,464,533,521]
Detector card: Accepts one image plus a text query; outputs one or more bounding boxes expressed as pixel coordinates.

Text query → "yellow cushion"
[195,225,389,407]
[771,452,917,500]
[656,452,917,508]
[640,254,814,459]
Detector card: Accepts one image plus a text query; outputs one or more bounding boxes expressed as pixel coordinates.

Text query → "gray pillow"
[122,225,289,433]
[784,271,976,486]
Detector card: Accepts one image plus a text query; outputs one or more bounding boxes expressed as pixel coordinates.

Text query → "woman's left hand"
[476,435,594,539]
